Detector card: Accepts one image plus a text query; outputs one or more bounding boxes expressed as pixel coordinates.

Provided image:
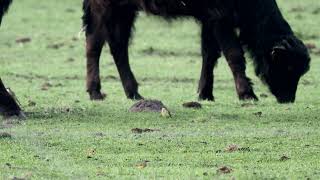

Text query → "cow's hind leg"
[105,7,142,100]
[198,22,221,101]
[213,19,258,101]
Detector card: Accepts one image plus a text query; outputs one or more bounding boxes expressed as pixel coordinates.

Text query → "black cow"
[199,0,310,103]
[82,0,310,103]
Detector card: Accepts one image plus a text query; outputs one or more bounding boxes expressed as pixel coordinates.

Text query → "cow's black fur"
[82,0,310,103]
[234,0,310,103]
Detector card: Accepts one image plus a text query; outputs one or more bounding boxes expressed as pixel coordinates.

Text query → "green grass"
[1,0,320,179]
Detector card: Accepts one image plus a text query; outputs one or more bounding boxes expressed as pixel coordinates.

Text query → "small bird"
[161,108,171,118]
[136,160,150,169]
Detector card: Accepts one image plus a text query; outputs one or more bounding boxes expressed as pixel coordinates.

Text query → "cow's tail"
[0,0,12,25]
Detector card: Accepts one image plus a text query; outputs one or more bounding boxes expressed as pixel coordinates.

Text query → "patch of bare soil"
[1,118,23,129]
[131,128,160,134]
[301,79,312,86]
[136,160,150,169]
[41,82,53,91]
[27,100,36,107]
[217,166,233,174]
[140,46,200,57]
[182,102,202,109]
[93,132,106,137]
[241,102,256,108]
[290,6,305,13]
[140,77,195,83]
[225,144,239,152]
[225,144,251,153]
[280,155,290,161]
[0,132,12,139]
[253,112,263,117]
[66,58,75,62]
[15,37,31,44]
[47,42,65,49]
[312,8,320,15]
[129,100,167,113]
[260,93,268,98]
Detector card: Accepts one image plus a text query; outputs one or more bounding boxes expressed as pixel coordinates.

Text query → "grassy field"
[1,0,320,179]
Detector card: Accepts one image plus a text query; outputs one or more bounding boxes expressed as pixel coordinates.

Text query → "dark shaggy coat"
[82,0,310,103]
[232,0,310,102]
[82,0,249,101]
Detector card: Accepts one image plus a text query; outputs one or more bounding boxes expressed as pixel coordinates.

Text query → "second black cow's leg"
[0,78,24,118]
[198,22,221,101]
[105,7,143,100]
[213,19,258,101]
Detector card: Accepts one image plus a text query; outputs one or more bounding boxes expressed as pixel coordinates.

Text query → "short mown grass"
[1,0,320,179]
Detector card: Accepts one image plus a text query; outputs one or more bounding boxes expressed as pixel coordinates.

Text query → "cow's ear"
[271,45,287,61]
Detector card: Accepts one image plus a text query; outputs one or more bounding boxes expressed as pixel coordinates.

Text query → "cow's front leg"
[198,22,221,101]
[213,19,258,101]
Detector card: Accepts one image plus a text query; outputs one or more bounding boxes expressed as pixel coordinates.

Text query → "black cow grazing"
[0,0,24,118]
[83,0,235,100]
[82,0,310,103]
[199,0,310,103]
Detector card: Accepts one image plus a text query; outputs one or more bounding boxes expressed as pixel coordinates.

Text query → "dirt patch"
[241,102,256,108]
[224,144,251,153]
[290,6,305,13]
[65,8,75,13]
[28,100,36,107]
[11,176,27,180]
[140,77,195,84]
[305,43,317,50]
[93,132,106,137]
[136,160,150,169]
[47,42,65,49]
[131,128,160,134]
[130,100,167,113]
[7,72,196,85]
[312,8,320,15]
[217,166,233,174]
[15,37,31,44]
[0,132,12,139]
[301,79,312,86]
[253,112,263,117]
[182,102,202,109]
[41,82,53,91]
[40,82,64,91]
[225,144,239,152]
[66,58,75,62]
[1,118,23,129]
[260,93,268,98]
[140,46,200,58]
[280,155,290,161]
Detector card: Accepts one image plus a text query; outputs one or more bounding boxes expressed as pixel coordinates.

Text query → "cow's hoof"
[239,91,258,101]
[198,93,215,101]
[128,92,144,101]
[1,109,26,120]
[89,91,106,101]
